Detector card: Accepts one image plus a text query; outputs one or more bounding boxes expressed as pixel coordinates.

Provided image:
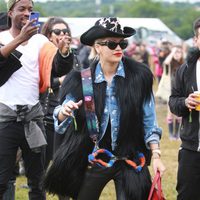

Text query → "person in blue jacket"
[45,17,165,200]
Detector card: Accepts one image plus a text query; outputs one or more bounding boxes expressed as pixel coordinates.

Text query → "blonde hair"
[88,46,98,60]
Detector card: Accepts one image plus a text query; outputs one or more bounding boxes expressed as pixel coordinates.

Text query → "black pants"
[0,121,46,200]
[177,148,200,200]
[54,132,71,200]
[2,179,15,200]
[2,164,18,200]
[78,163,128,200]
[44,122,54,169]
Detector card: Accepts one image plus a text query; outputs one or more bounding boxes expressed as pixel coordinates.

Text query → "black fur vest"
[44,57,154,199]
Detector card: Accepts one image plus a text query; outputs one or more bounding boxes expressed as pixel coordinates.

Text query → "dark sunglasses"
[51,28,69,35]
[97,40,128,50]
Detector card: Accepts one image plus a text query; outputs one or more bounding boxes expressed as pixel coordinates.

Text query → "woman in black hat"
[44,17,165,200]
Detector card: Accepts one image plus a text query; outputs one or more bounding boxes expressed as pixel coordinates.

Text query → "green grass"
[16,93,180,200]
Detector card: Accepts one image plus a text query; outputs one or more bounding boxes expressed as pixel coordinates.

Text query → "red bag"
[148,171,166,200]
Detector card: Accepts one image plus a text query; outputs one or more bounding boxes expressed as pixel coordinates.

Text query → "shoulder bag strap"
[81,67,100,142]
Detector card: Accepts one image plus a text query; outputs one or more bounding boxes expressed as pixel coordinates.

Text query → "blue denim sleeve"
[53,95,75,134]
[143,95,162,149]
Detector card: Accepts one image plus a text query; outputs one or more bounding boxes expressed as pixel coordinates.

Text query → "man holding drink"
[169,17,200,200]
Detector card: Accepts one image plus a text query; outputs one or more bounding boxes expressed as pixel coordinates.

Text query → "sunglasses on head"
[51,28,69,35]
[96,40,128,50]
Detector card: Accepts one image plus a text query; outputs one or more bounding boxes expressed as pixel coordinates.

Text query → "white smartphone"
[29,11,40,26]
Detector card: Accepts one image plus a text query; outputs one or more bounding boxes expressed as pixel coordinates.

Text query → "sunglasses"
[51,28,69,35]
[96,40,128,50]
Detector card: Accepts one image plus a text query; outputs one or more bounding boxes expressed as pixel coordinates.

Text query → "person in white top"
[0,0,73,199]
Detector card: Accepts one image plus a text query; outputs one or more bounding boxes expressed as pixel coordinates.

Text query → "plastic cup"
[194,91,200,111]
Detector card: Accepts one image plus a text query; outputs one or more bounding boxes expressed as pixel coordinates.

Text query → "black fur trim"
[44,124,93,198]
[122,164,152,200]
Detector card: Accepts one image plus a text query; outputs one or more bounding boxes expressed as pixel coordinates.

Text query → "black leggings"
[77,162,151,200]
[78,163,125,200]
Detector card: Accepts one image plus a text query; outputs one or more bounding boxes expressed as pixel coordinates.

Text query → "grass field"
[15,94,180,200]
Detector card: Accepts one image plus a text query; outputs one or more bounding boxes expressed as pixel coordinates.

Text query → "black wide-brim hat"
[80,17,136,46]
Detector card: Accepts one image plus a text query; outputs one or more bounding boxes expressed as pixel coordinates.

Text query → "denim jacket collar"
[94,60,125,83]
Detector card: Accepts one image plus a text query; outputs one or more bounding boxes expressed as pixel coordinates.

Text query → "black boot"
[2,180,15,200]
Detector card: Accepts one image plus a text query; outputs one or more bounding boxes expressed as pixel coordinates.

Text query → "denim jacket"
[54,61,162,150]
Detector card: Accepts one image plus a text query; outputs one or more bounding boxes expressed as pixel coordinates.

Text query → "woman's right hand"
[58,100,83,121]
[57,33,72,56]
[152,157,166,177]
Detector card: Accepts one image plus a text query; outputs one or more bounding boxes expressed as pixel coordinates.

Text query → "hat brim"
[80,25,136,46]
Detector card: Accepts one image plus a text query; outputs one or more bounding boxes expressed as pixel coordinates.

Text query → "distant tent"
[184,38,194,47]
[39,17,182,44]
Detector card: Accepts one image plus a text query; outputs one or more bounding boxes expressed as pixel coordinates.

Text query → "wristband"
[152,149,161,157]
[152,152,160,159]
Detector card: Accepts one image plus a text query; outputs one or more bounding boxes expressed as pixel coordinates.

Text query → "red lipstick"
[114,52,122,57]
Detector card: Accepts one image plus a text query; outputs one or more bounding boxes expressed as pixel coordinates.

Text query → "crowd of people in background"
[1,0,200,199]
[124,39,190,141]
